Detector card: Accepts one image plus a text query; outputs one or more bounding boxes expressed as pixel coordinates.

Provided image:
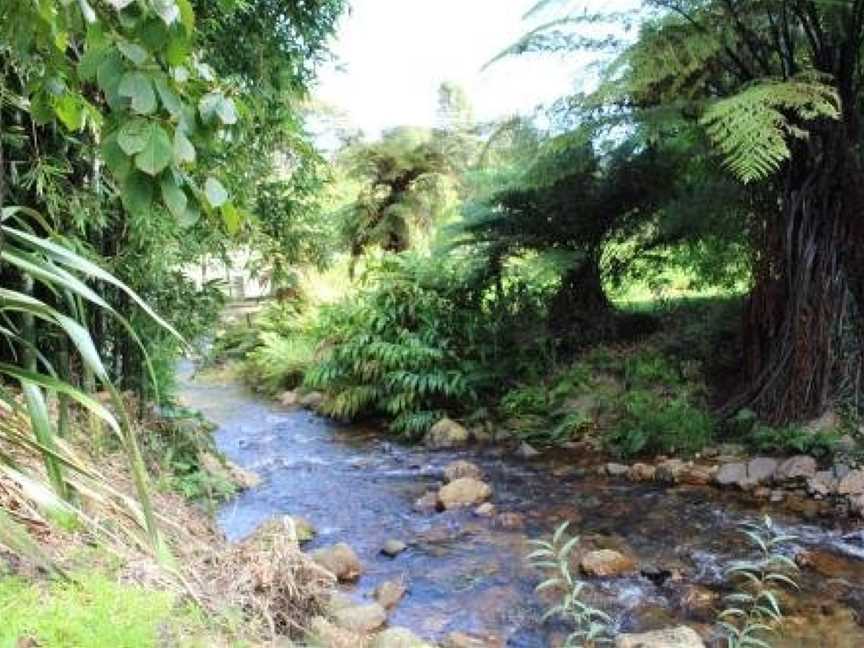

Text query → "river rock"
[371,627,432,648]
[655,459,687,484]
[808,470,838,497]
[851,494,864,517]
[331,602,387,634]
[680,464,715,486]
[312,543,363,582]
[515,441,540,459]
[473,502,497,518]
[628,463,656,482]
[776,455,818,482]
[616,626,704,648]
[299,391,325,410]
[494,512,525,530]
[678,584,718,622]
[715,462,747,487]
[605,463,630,478]
[838,469,864,495]
[306,616,365,648]
[381,539,407,557]
[279,390,299,407]
[242,515,313,547]
[580,549,637,577]
[437,477,492,510]
[444,460,483,483]
[424,418,470,448]
[413,491,439,513]
[747,457,779,485]
[374,579,407,610]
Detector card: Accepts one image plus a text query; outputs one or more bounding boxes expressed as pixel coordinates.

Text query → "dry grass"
[1,405,336,645]
[206,516,336,641]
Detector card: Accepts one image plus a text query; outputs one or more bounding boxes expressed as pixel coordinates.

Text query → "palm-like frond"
[701,78,841,183]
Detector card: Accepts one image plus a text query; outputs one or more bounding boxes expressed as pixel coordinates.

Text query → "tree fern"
[700,78,840,183]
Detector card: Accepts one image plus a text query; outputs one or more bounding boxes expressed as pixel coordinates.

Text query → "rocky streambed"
[180,368,864,647]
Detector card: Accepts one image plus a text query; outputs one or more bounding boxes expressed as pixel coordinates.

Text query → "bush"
[243,331,316,394]
[606,389,714,457]
[301,253,555,437]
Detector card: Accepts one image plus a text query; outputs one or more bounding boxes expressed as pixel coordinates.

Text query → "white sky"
[313,0,597,138]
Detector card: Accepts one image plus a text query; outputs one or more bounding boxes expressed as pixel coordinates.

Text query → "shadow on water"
[178,361,864,646]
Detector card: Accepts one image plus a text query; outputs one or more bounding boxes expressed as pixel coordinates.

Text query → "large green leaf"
[134,124,172,176]
[154,77,182,117]
[117,118,151,155]
[198,92,237,125]
[160,176,188,219]
[0,365,119,433]
[173,129,196,164]
[119,72,157,115]
[122,172,155,217]
[204,177,228,207]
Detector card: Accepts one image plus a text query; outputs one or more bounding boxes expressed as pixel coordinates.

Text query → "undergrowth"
[0,572,213,648]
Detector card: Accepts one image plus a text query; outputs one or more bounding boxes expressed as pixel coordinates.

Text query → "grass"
[0,571,216,648]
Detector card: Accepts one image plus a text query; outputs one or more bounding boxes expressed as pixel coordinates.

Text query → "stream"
[179,363,864,647]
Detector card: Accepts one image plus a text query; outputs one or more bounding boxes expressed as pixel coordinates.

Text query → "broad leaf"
[173,129,196,164]
[117,118,151,155]
[119,72,157,115]
[204,177,228,207]
[160,177,188,219]
[134,123,172,176]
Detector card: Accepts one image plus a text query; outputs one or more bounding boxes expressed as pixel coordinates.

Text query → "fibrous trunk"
[739,126,864,423]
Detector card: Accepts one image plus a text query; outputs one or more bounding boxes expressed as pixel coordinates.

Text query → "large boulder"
[838,469,864,496]
[616,626,705,648]
[775,455,818,483]
[437,477,493,510]
[199,452,261,490]
[370,627,433,648]
[331,602,387,634]
[311,543,363,582]
[424,418,470,449]
[580,549,637,577]
[444,460,483,483]
[628,463,656,482]
[714,462,747,487]
[605,463,630,478]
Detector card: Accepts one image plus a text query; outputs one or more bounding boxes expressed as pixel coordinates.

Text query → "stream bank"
[180,364,864,647]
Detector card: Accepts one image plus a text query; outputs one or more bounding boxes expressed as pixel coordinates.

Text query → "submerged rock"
[580,549,637,577]
[473,502,497,518]
[424,418,470,448]
[437,477,493,510]
[374,579,407,611]
[494,512,526,530]
[381,539,407,557]
[413,491,439,513]
[443,460,483,483]
[331,602,387,634]
[616,626,705,648]
[312,543,363,582]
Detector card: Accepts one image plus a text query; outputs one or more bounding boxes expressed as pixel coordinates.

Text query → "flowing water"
[179,364,864,646]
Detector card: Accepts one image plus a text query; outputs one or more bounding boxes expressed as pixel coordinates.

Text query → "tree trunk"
[737,123,864,422]
[549,255,614,347]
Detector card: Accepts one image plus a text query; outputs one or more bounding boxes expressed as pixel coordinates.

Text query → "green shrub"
[302,253,555,437]
[243,331,316,394]
[606,389,714,458]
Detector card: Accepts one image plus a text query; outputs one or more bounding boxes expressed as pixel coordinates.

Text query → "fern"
[701,78,840,183]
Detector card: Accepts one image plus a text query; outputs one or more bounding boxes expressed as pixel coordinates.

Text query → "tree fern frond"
[700,78,840,183]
